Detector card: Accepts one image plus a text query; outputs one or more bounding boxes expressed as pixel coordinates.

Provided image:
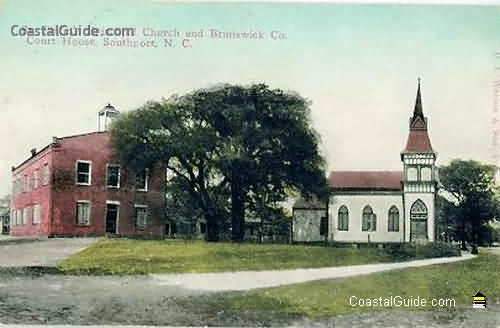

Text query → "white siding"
[329,194,404,243]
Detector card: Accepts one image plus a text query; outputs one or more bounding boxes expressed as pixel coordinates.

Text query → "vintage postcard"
[0,0,499,327]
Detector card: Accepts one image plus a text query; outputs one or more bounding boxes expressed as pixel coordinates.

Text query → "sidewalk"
[150,254,476,292]
[0,237,98,267]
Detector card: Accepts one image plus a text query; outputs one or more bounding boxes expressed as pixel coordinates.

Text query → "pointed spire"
[414,78,423,119]
[409,78,427,130]
[403,78,434,154]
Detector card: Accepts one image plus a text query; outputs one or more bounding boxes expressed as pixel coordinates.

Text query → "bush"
[386,241,460,261]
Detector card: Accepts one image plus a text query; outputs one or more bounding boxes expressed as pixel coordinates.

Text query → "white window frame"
[33,204,41,224]
[136,169,149,192]
[33,169,39,189]
[105,200,120,234]
[76,160,92,186]
[11,210,16,226]
[106,164,121,189]
[16,209,22,225]
[407,167,418,181]
[22,207,29,225]
[23,175,28,193]
[421,166,432,181]
[76,200,91,226]
[134,204,148,228]
[42,164,50,186]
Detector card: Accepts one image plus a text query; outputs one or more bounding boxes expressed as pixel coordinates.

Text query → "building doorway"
[105,203,119,234]
[410,199,428,242]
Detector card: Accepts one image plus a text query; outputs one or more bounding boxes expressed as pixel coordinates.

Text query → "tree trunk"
[472,218,479,247]
[231,165,245,242]
[461,216,467,250]
[205,214,219,242]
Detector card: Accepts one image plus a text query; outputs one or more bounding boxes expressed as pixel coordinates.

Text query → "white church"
[293,81,437,243]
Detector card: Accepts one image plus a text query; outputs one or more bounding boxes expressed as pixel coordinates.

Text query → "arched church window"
[338,206,349,231]
[388,206,399,232]
[362,205,376,231]
[407,167,418,181]
[410,199,427,219]
[421,167,432,181]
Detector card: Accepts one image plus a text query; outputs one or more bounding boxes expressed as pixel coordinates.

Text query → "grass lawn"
[209,252,499,318]
[59,238,400,275]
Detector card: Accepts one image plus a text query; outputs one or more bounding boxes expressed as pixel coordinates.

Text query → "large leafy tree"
[183,84,329,240]
[111,84,329,241]
[112,99,227,241]
[438,160,500,249]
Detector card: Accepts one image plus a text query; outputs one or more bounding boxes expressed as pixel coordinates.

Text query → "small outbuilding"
[292,197,328,242]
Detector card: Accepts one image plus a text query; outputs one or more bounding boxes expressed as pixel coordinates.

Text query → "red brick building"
[10,107,166,237]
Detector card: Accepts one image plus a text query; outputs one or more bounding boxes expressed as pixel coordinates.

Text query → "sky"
[1,1,500,197]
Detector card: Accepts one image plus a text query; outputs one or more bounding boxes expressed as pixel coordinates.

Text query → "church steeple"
[402,79,434,154]
[410,78,427,130]
[400,78,437,243]
[414,78,423,118]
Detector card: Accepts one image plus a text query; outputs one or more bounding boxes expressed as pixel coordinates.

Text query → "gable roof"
[328,171,403,191]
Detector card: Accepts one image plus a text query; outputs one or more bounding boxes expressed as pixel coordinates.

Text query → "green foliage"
[478,223,499,246]
[209,253,499,318]
[438,160,500,248]
[385,242,460,261]
[110,84,330,241]
[247,204,292,242]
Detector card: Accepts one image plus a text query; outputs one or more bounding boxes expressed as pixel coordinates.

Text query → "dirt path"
[0,242,493,327]
[0,237,98,267]
[149,254,475,292]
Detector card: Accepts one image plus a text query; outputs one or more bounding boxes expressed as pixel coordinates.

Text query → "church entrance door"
[410,199,428,242]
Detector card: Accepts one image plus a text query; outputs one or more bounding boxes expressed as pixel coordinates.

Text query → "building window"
[200,222,207,234]
[388,206,399,232]
[42,164,50,185]
[76,201,91,225]
[407,167,418,181]
[106,164,121,188]
[421,167,432,181]
[136,169,148,191]
[320,216,328,236]
[33,204,41,224]
[23,175,29,192]
[16,209,22,225]
[23,207,29,225]
[33,170,39,189]
[135,205,148,228]
[76,161,92,185]
[338,205,349,231]
[11,210,16,226]
[362,205,376,231]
